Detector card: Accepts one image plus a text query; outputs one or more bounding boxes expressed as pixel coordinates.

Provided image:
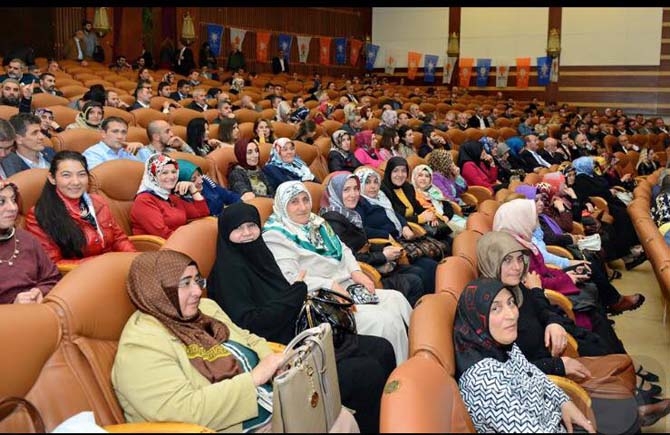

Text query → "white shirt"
[75,38,83,60]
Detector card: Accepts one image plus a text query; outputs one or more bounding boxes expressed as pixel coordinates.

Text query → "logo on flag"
[297,35,311,64]
[334,37,346,65]
[443,56,457,84]
[537,56,550,86]
[230,28,247,52]
[496,65,509,88]
[278,34,293,61]
[424,54,438,83]
[206,24,224,57]
[365,44,379,71]
[476,58,491,87]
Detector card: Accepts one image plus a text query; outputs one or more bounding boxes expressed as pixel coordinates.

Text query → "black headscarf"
[457,140,484,169]
[208,202,307,344]
[380,156,425,220]
[454,277,516,379]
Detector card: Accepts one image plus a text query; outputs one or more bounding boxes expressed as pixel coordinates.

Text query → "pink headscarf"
[542,171,566,196]
[492,198,539,255]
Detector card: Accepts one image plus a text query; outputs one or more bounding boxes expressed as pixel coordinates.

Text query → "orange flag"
[256,32,271,62]
[516,57,531,89]
[320,37,332,65]
[407,52,422,80]
[350,39,363,67]
[458,58,474,88]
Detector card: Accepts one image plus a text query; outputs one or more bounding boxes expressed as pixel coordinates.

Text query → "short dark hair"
[39,72,55,82]
[101,116,128,131]
[177,79,189,89]
[0,118,16,142]
[157,81,170,93]
[9,113,40,136]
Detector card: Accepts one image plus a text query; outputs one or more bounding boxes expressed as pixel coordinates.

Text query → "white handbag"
[578,234,602,252]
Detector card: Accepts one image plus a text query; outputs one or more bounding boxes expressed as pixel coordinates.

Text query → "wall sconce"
[546,28,561,58]
[181,12,196,45]
[447,32,460,57]
[92,7,111,38]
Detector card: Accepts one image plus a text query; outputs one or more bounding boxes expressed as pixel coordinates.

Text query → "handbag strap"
[280,324,330,367]
[0,396,45,433]
[307,288,354,308]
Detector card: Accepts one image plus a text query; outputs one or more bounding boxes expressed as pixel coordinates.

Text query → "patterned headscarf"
[355,166,403,234]
[427,148,455,176]
[137,153,179,200]
[573,156,595,177]
[126,250,240,383]
[492,198,539,255]
[320,171,363,229]
[264,180,343,260]
[330,129,351,157]
[542,172,565,197]
[267,138,315,181]
[354,130,374,152]
[411,164,448,214]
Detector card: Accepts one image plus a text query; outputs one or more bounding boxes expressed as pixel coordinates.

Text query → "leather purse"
[272,323,342,433]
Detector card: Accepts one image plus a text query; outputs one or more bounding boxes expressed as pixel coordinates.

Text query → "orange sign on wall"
[516,57,531,89]
[320,37,332,65]
[407,51,422,80]
[458,58,474,88]
[256,32,271,62]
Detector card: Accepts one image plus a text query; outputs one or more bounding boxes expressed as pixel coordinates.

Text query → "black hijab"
[208,202,307,344]
[454,277,516,379]
[457,140,484,169]
[380,156,425,219]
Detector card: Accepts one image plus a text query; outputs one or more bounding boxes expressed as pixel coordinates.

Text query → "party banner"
[476,58,492,87]
[537,56,551,86]
[424,54,438,83]
[278,34,293,60]
[206,24,224,57]
[350,39,363,67]
[550,57,559,83]
[458,57,474,88]
[407,51,422,80]
[384,50,397,75]
[516,57,531,88]
[496,64,509,88]
[365,44,379,71]
[442,56,457,84]
[297,35,312,63]
[334,37,347,65]
[319,37,332,65]
[255,31,271,62]
[229,27,247,52]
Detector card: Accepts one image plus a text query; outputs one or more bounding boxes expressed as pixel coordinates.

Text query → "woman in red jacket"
[130,153,210,238]
[25,150,136,266]
[457,140,501,193]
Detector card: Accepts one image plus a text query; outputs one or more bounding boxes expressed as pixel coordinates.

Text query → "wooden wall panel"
[0,8,62,60]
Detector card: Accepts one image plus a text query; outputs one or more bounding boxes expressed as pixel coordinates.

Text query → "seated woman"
[426,149,469,208]
[217,117,240,149]
[395,126,418,159]
[454,277,596,433]
[130,153,210,238]
[228,138,275,198]
[354,167,438,295]
[493,141,526,185]
[457,140,501,193]
[111,249,358,432]
[209,202,394,433]
[25,151,136,266]
[253,118,275,146]
[320,172,428,307]
[652,175,670,231]
[262,180,413,365]
[328,130,362,173]
[411,164,466,234]
[176,159,253,217]
[293,119,319,145]
[377,127,398,162]
[381,157,452,248]
[262,138,318,191]
[186,118,224,157]
[352,130,384,168]
[65,101,104,131]
[0,181,60,304]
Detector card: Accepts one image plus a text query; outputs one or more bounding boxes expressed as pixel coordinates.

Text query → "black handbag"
[295,288,358,360]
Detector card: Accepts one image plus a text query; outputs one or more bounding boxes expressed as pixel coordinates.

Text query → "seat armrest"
[128,235,166,252]
[268,341,286,353]
[460,192,478,207]
[103,422,215,433]
[547,375,596,431]
[544,289,576,322]
[449,200,463,217]
[358,261,382,288]
[547,245,574,260]
[562,333,579,358]
[407,221,427,237]
[57,263,78,276]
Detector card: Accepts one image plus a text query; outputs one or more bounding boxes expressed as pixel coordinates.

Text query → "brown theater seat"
[51,128,101,153]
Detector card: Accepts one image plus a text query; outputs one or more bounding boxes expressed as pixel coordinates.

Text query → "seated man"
[105,90,130,110]
[538,137,568,165]
[128,82,153,110]
[169,79,192,101]
[0,58,35,85]
[0,78,32,112]
[186,88,208,112]
[418,126,448,158]
[1,113,55,177]
[82,116,151,170]
[0,119,16,179]
[145,120,195,155]
[518,134,551,173]
[212,98,234,124]
[32,72,63,97]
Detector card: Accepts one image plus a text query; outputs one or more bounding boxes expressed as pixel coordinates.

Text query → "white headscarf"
[137,153,177,200]
[355,167,403,234]
[267,138,315,181]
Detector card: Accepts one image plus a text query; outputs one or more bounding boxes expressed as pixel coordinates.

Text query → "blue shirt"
[83,141,153,170]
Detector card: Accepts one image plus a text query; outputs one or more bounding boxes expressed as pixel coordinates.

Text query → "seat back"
[31,93,70,109]
[103,106,135,126]
[90,160,145,235]
[465,212,492,235]
[161,217,218,278]
[248,197,274,226]
[129,107,168,129]
[477,199,500,218]
[52,128,102,153]
[169,108,205,127]
[304,181,324,213]
[271,121,297,140]
[168,151,219,182]
[7,168,48,229]
[409,292,458,376]
[436,256,477,301]
[47,105,79,129]
[452,230,481,271]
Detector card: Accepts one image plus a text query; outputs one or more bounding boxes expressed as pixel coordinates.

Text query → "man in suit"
[186,88,208,112]
[538,137,568,165]
[1,113,55,177]
[169,79,192,101]
[272,50,289,75]
[174,39,195,76]
[467,106,490,129]
[63,30,87,63]
[518,134,551,173]
[128,82,153,111]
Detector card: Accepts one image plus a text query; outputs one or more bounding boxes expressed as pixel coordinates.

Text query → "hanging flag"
[537,56,551,86]
[206,24,224,57]
[496,64,509,88]
[407,52,422,80]
[365,44,379,71]
[297,35,312,64]
[442,56,457,84]
[458,57,474,88]
[278,34,293,61]
[350,39,363,67]
[256,32,271,62]
[319,37,332,65]
[385,49,397,75]
[516,57,531,89]
[229,28,247,52]
[550,57,559,83]
[334,37,347,65]
[476,58,492,87]
[424,54,438,83]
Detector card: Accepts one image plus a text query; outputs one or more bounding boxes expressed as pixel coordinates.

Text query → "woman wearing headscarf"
[228,138,275,198]
[352,130,383,168]
[572,156,646,270]
[262,180,413,365]
[426,149,467,203]
[381,157,452,247]
[651,175,670,231]
[262,137,318,191]
[411,164,466,234]
[130,153,210,238]
[457,140,500,193]
[209,202,392,433]
[328,130,362,173]
[65,100,104,131]
[320,172,428,306]
[454,277,595,433]
[112,250,359,432]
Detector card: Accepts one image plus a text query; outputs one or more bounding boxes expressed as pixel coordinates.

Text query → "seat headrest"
[409,293,457,376]
[90,160,144,200]
[161,218,218,278]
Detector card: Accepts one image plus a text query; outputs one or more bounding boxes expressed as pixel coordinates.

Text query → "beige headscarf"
[492,198,539,255]
[476,231,526,307]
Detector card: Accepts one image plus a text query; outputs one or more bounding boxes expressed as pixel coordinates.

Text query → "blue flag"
[334,37,347,65]
[278,34,293,61]
[537,56,551,86]
[206,24,224,57]
[365,44,379,70]
[424,54,438,83]
[476,58,491,87]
